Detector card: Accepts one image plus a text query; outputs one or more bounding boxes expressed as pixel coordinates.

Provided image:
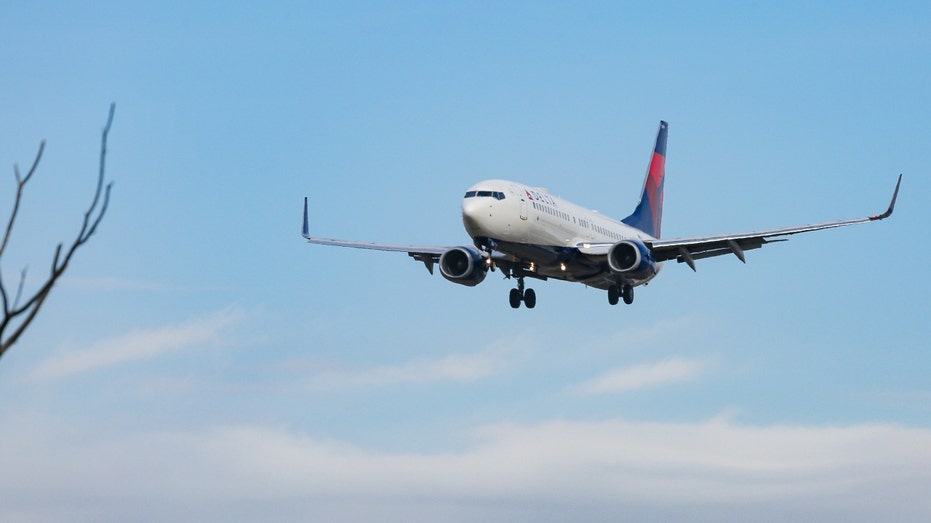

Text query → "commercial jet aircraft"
[302,121,901,308]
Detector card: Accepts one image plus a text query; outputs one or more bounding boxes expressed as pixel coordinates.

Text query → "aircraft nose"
[462,197,484,217]
[461,197,490,235]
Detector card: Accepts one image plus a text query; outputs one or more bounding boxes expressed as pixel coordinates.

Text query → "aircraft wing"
[645,175,901,270]
[302,197,451,273]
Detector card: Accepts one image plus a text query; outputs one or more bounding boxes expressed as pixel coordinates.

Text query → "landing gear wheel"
[508,276,536,309]
[523,288,536,309]
[622,284,634,305]
[608,285,620,306]
[509,288,522,309]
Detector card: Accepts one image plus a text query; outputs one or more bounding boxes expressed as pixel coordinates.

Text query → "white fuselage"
[462,179,654,247]
[460,179,660,288]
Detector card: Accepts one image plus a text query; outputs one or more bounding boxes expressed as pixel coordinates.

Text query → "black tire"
[524,288,536,309]
[608,285,619,306]
[622,284,634,305]
[509,288,522,308]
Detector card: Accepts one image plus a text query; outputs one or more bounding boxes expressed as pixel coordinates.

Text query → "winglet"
[302,197,310,238]
[870,174,902,221]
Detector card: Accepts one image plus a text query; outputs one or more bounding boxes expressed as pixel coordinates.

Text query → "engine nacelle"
[439,246,488,287]
[607,240,658,279]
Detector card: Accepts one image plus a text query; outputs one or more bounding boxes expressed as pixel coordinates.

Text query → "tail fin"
[622,121,667,238]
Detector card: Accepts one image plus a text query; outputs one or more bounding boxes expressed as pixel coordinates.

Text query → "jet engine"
[607,240,658,279]
[439,246,488,286]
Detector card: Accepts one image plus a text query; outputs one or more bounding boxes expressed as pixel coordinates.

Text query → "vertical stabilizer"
[622,121,667,238]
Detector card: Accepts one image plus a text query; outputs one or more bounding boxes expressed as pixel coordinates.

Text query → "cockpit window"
[464,190,506,200]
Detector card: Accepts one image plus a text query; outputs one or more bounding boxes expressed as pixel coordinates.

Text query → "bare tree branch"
[0,104,116,359]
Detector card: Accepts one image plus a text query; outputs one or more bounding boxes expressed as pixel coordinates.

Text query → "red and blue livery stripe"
[622,121,668,238]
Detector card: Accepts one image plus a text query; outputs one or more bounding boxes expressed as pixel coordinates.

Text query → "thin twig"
[1,141,45,257]
[13,268,27,310]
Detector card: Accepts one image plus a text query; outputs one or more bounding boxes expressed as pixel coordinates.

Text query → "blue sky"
[1,1,930,521]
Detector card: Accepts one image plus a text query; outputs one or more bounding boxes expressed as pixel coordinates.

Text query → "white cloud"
[573,357,706,394]
[598,315,708,350]
[303,339,528,389]
[25,306,245,381]
[2,416,931,522]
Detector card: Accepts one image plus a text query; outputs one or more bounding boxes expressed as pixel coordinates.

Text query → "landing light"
[529,262,536,272]
[560,262,567,271]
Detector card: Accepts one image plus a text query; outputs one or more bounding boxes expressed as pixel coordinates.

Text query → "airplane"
[302,121,901,309]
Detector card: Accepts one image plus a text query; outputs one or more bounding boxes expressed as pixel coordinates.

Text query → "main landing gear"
[608,284,634,306]
[509,277,536,309]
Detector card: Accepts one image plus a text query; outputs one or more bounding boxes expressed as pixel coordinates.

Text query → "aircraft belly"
[494,240,562,264]
[492,238,661,290]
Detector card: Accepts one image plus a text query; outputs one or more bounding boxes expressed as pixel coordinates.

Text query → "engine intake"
[607,240,658,279]
[439,246,488,286]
